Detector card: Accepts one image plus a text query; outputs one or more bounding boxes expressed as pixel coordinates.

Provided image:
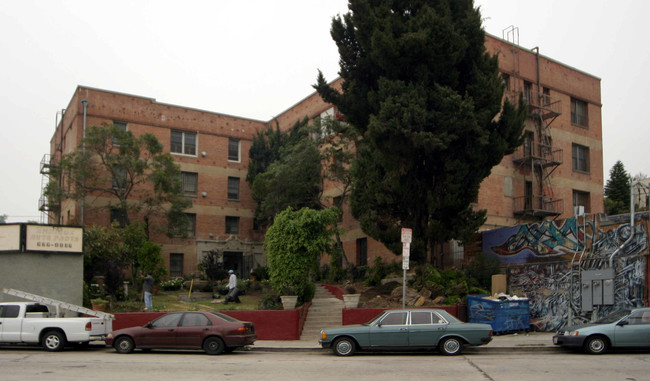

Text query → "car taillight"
[85,322,92,331]
[489,330,493,336]
[237,327,250,333]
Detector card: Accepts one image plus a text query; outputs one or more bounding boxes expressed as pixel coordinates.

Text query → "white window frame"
[228,138,241,163]
[171,130,198,157]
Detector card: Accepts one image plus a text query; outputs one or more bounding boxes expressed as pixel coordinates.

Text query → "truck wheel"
[114,336,135,354]
[42,330,66,352]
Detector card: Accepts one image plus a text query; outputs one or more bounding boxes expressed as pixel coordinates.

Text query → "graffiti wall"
[482,214,649,331]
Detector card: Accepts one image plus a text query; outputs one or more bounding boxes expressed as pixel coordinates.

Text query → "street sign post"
[401,228,412,309]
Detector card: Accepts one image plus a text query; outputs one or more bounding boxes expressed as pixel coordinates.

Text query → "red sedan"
[106,311,256,355]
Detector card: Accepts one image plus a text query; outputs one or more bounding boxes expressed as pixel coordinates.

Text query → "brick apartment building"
[41,34,603,275]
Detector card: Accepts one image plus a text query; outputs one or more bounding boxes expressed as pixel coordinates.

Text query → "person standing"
[141,271,154,310]
[224,270,240,304]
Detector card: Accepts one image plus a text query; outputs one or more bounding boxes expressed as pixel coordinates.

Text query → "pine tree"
[604,161,630,215]
[315,0,527,263]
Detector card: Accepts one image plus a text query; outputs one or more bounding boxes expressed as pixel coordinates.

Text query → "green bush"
[160,277,184,291]
[366,257,387,286]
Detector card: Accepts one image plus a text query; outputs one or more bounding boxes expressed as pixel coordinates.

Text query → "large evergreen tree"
[604,160,630,215]
[315,0,527,263]
[248,118,323,228]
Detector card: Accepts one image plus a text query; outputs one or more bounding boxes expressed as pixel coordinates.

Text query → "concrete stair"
[300,285,343,340]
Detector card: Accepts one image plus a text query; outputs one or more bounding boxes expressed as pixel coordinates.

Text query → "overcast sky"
[1,0,648,223]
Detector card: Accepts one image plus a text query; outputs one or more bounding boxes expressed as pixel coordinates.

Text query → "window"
[356,238,367,266]
[152,313,182,328]
[181,312,210,327]
[572,144,590,172]
[0,305,20,318]
[185,213,196,237]
[523,81,532,104]
[170,253,184,277]
[171,130,197,156]
[110,207,127,228]
[380,312,408,326]
[112,165,127,190]
[228,138,240,162]
[181,172,198,196]
[112,121,127,145]
[573,190,590,213]
[523,131,534,157]
[226,216,239,235]
[228,177,240,200]
[502,73,510,91]
[571,98,588,127]
[524,181,533,210]
[411,311,433,325]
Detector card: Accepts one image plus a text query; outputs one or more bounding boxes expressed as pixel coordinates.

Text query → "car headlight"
[566,331,579,336]
[321,331,327,340]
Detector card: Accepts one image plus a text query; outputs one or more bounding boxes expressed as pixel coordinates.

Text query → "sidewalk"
[252,332,557,353]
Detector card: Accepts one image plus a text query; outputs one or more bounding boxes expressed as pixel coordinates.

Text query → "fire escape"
[504,26,563,219]
[39,109,65,224]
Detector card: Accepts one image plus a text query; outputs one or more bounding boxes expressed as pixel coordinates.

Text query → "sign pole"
[401,228,412,310]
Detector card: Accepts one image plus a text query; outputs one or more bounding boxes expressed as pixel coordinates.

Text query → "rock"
[414,296,426,307]
[419,288,432,299]
[390,286,420,305]
[432,296,445,304]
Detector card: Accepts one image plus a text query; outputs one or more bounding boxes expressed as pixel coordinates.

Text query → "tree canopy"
[315,0,527,263]
[248,118,323,228]
[265,207,340,301]
[604,160,630,215]
[47,123,191,236]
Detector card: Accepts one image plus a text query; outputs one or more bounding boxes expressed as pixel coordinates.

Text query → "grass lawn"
[110,289,265,313]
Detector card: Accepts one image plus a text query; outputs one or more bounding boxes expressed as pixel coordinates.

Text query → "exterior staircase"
[300,285,343,341]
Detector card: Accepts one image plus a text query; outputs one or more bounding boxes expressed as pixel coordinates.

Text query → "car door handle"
[168,329,175,332]
[203,328,209,331]
[400,328,408,331]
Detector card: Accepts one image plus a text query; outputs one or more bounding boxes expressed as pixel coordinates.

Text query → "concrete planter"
[343,294,361,309]
[280,295,298,310]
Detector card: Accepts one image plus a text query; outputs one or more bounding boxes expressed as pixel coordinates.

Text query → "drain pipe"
[609,181,638,268]
[80,99,88,225]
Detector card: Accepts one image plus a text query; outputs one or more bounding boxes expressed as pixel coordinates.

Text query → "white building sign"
[25,225,83,253]
[0,225,21,252]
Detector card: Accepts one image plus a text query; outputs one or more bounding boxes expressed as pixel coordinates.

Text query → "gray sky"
[1,0,648,223]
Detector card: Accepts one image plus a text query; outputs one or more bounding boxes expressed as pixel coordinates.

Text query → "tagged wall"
[482,214,649,331]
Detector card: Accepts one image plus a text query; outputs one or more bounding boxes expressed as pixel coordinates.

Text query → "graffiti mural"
[482,215,649,331]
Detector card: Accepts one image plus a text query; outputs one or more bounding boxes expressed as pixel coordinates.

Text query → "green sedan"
[319,309,493,356]
[553,307,650,354]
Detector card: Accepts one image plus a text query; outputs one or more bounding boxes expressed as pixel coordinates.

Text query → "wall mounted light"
[202,192,207,197]
[201,151,207,157]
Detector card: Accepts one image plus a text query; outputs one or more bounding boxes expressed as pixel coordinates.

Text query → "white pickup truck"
[0,288,113,351]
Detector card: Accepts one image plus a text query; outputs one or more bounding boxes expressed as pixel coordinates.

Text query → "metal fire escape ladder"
[506,34,563,218]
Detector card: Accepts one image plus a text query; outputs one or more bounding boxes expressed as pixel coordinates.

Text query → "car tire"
[333,337,356,356]
[439,337,463,356]
[584,336,608,355]
[203,337,226,355]
[114,336,135,354]
[42,330,66,352]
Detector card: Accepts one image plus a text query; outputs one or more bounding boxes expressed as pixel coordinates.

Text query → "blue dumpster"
[467,294,530,334]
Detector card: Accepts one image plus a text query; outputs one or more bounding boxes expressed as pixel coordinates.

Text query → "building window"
[523,131,534,157]
[572,144,590,172]
[112,121,127,145]
[228,177,240,200]
[110,207,127,228]
[170,253,184,277]
[226,216,239,235]
[112,165,127,190]
[573,190,590,213]
[356,238,367,266]
[228,138,240,162]
[524,181,533,210]
[571,98,588,127]
[181,172,198,197]
[523,81,533,104]
[171,130,197,156]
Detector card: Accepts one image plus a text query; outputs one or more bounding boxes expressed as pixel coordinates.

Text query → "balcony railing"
[513,196,563,217]
[512,143,563,168]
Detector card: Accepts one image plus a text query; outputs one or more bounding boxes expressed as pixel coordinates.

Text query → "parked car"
[553,307,650,354]
[106,311,256,355]
[319,309,493,356]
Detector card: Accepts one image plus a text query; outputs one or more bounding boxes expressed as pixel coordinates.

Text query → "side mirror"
[145,322,153,329]
[617,320,628,327]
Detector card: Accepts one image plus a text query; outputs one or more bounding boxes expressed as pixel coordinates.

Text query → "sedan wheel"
[203,337,225,355]
[333,337,356,356]
[439,337,463,356]
[114,336,135,354]
[585,336,608,355]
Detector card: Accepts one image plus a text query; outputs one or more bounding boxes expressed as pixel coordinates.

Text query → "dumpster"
[467,294,530,334]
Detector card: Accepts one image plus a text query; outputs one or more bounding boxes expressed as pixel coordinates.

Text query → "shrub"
[366,257,387,286]
[160,277,184,291]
